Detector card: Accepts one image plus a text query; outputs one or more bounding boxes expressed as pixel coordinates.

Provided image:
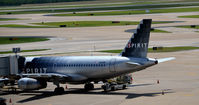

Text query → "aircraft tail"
[121,19,152,58]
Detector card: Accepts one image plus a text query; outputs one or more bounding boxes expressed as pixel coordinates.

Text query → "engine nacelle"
[18,78,47,90]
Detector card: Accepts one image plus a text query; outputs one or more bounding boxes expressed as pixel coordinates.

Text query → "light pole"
[12,47,20,57]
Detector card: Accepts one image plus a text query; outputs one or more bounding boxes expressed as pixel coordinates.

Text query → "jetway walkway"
[0,56,19,77]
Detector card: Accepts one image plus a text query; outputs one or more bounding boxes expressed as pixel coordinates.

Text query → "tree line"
[0,0,92,6]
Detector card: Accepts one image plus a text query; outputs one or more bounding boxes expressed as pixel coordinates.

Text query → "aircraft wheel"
[54,87,64,94]
[111,86,116,91]
[84,83,94,90]
[122,85,126,89]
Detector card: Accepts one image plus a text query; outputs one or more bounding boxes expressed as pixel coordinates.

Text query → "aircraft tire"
[54,87,64,94]
[111,86,116,91]
[122,85,126,89]
[84,83,94,90]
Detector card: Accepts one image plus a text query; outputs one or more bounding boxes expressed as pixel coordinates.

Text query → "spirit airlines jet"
[16,19,174,93]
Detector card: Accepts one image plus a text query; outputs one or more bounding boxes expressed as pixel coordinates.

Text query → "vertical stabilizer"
[121,19,152,58]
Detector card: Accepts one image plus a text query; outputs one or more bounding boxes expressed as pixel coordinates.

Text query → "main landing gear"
[84,83,94,91]
[53,81,64,94]
[54,87,64,94]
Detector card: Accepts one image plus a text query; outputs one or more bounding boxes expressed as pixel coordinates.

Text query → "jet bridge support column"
[9,56,19,75]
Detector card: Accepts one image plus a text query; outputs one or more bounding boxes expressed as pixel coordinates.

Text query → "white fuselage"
[24,56,157,83]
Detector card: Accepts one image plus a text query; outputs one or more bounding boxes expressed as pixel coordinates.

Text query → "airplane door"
[109,58,116,72]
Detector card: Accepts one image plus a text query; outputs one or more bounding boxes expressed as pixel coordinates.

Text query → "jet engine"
[18,78,47,90]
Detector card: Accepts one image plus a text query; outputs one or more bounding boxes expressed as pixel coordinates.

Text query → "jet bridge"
[0,56,20,76]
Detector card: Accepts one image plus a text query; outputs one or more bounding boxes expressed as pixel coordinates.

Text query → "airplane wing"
[18,73,87,83]
[19,73,69,80]
[156,57,175,63]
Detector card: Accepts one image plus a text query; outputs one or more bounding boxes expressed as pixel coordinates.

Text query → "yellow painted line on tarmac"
[68,37,73,40]
[183,94,194,97]
[187,72,198,76]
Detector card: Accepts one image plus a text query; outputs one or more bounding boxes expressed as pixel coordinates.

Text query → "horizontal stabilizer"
[157,57,175,63]
[126,62,141,66]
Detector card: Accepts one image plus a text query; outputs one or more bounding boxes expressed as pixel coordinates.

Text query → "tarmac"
[0,8,199,105]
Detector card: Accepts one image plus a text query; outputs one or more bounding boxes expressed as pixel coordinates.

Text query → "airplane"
[13,19,174,94]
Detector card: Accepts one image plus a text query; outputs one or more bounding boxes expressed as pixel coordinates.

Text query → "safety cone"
[157,80,160,84]
[9,98,12,103]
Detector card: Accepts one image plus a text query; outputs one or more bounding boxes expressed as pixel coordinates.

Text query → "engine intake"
[18,78,47,90]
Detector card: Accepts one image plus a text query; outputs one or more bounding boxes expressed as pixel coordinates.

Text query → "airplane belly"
[81,67,110,79]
